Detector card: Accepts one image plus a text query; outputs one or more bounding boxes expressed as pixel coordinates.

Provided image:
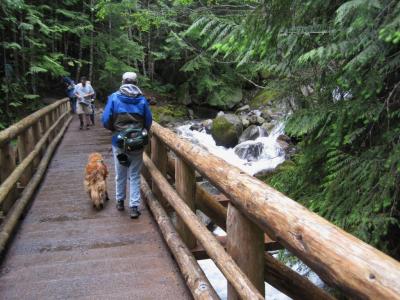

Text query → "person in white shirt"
[75,76,95,130]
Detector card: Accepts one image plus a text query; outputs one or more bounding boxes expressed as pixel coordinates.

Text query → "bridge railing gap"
[0,99,71,256]
[142,122,400,300]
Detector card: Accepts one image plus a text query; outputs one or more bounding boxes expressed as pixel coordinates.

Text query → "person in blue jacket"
[62,77,76,113]
[102,72,152,219]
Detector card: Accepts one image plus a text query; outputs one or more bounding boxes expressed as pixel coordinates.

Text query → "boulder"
[190,123,203,132]
[277,134,291,144]
[236,104,250,113]
[256,116,266,125]
[217,111,225,117]
[202,119,213,134]
[249,115,258,125]
[211,114,243,148]
[241,116,250,128]
[260,110,272,122]
[238,125,268,144]
[261,122,274,133]
[234,142,264,162]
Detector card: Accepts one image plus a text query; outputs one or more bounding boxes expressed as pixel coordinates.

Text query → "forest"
[0,0,399,259]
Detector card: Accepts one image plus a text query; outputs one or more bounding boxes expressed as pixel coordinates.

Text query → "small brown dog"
[84,153,109,210]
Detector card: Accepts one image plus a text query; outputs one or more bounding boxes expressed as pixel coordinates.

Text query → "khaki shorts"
[76,102,92,115]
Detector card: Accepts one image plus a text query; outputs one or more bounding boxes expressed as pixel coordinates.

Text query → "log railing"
[142,122,400,300]
[0,99,71,255]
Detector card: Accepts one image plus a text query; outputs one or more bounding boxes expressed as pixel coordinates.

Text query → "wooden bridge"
[0,99,399,299]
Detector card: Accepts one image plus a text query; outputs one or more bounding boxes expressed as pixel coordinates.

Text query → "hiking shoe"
[79,125,83,130]
[130,207,141,219]
[116,201,124,211]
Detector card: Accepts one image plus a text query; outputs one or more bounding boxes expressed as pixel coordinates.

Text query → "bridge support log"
[227,204,265,300]
[151,135,168,209]
[141,177,219,300]
[143,153,264,300]
[175,157,197,249]
[17,128,35,186]
[0,143,17,215]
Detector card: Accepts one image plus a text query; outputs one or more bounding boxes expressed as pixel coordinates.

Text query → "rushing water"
[175,121,325,299]
[176,122,286,176]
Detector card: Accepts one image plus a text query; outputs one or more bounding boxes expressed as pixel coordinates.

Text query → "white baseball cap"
[122,72,137,81]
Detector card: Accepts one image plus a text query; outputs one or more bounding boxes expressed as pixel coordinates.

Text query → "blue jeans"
[112,146,143,208]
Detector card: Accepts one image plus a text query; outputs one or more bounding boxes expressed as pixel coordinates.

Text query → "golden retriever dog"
[84,153,109,210]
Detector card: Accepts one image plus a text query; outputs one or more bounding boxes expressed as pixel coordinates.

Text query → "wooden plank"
[175,157,197,249]
[151,122,400,300]
[143,153,264,300]
[227,204,265,300]
[141,178,219,300]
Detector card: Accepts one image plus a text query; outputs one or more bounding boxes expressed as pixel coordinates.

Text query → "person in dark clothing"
[62,77,76,114]
[102,72,152,219]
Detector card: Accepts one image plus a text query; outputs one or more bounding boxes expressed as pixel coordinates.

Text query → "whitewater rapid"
[176,122,286,176]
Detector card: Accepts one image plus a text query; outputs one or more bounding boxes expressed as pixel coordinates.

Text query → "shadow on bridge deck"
[0,116,191,299]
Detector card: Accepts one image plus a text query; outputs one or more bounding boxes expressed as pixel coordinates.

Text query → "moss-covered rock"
[250,87,280,109]
[151,104,188,125]
[211,114,243,148]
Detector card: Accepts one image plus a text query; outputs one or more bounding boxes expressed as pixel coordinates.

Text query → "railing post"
[0,142,17,214]
[150,135,168,208]
[32,121,42,168]
[175,157,197,249]
[227,203,265,300]
[17,128,35,186]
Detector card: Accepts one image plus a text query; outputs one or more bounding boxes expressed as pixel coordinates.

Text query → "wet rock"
[241,116,250,128]
[249,115,258,125]
[234,142,264,162]
[236,104,250,113]
[277,134,291,144]
[277,134,296,158]
[256,116,265,125]
[238,125,268,144]
[202,119,212,134]
[190,123,203,132]
[188,109,194,120]
[261,110,272,122]
[211,114,243,148]
[261,122,274,133]
[217,111,225,117]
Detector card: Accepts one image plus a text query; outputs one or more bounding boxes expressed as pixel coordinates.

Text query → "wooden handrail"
[0,115,72,255]
[0,110,70,206]
[0,99,68,147]
[143,153,264,300]
[0,99,71,254]
[151,122,400,300]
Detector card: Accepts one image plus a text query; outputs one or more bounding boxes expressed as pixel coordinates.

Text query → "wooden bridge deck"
[0,117,191,299]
